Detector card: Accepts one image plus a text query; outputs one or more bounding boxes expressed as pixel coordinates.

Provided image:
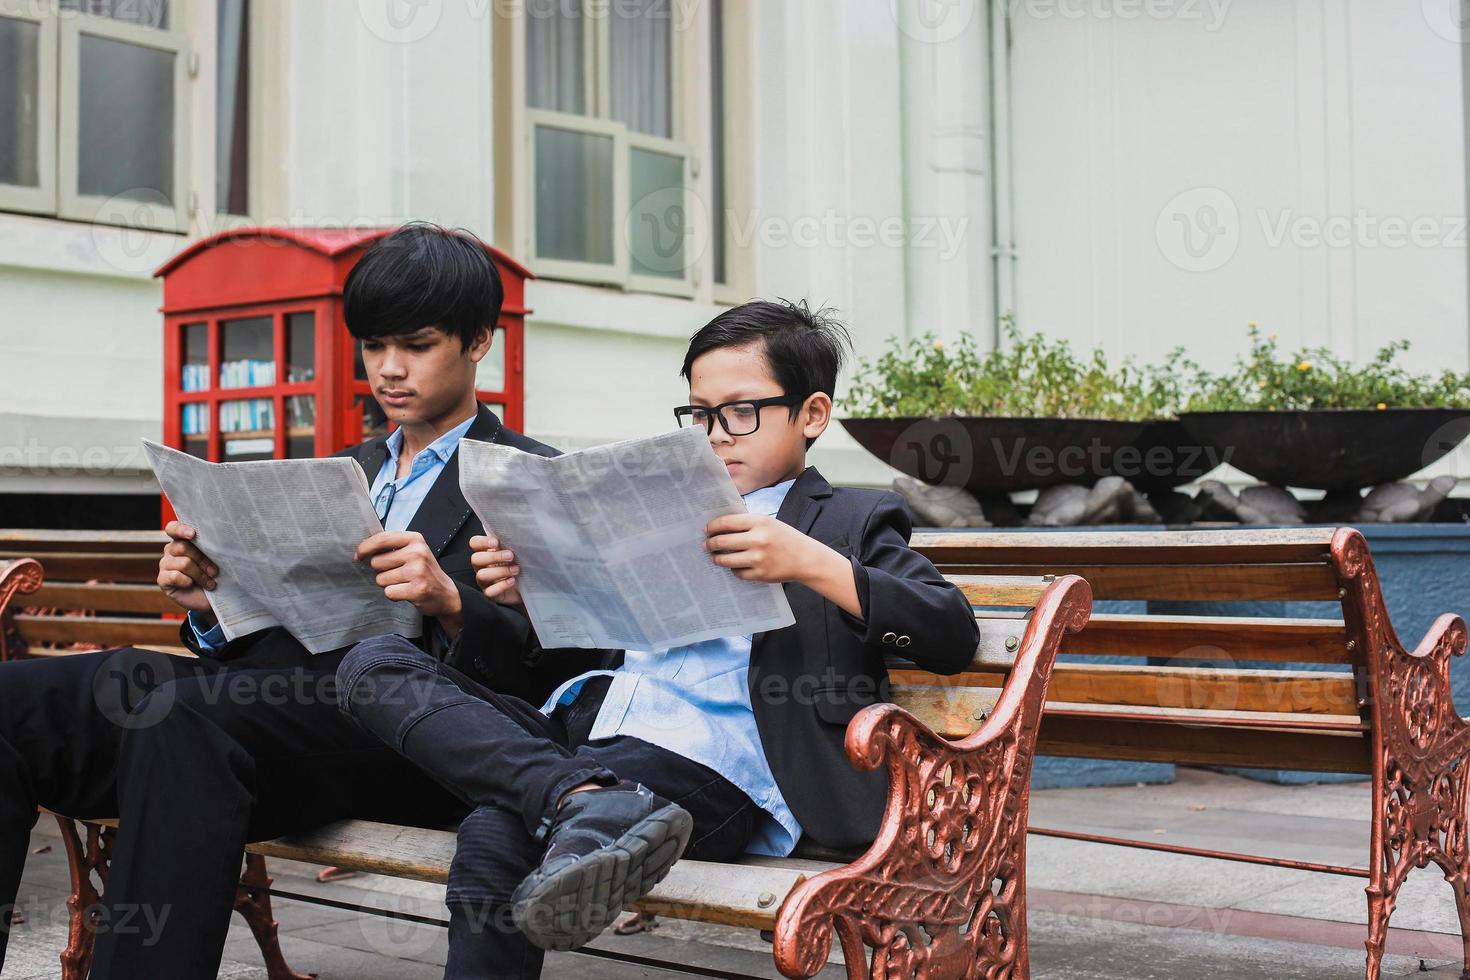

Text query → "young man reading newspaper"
[336,300,982,977]
[0,224,572,978]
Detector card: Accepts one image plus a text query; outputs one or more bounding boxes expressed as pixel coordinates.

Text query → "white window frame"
[0,0,59,216]
[625,129,695,297]
[709,0,743,307]
[519,1,697,298]
[212,0,265,224]
[58,11,190,232]
[526,107,629,285]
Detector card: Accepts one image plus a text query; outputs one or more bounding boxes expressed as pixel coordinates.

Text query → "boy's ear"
[800,392,833,441]
[467,324,494,363]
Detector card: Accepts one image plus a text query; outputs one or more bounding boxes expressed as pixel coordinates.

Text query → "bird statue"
[1355,475,1458,523]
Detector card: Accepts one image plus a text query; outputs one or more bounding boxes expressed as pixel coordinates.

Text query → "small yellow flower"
[1268,332,1278,342]
[1376,402,1387,410]
[933,340,944,351]
[1247,321,1258,329]
[1297,360,1312,371]
[1258,380,1268,389]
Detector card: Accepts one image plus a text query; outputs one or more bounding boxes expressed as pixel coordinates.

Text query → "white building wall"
[1006,0,1469,373]
[2,0,1466,497]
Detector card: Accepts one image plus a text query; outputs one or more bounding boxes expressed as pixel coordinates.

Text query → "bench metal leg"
[52,816,315,980]
[771,576,1090,980]
[1333,528,1470,980]
[54,816,110,980]
[234,853,317,980]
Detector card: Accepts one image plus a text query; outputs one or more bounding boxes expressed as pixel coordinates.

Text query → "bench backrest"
[907,527,1394,777]
[7,525,1422,782]
[0,530,181,658]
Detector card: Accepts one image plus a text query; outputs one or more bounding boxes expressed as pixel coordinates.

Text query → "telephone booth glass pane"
[476,328,505,392]
[183,322,209,392]
[219,397,274,459]
[180,403,209,459]
[286,311,315,382]
[286,395,315,458]
[220,315,274,388]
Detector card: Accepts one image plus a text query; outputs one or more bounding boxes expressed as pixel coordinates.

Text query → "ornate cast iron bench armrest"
[772,574,1092,980]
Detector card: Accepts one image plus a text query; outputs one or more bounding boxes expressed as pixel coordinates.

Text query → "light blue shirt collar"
[743,477,797,516]
[383,413,476,470]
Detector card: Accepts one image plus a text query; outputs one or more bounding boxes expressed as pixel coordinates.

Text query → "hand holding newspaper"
[142,440,423,654]
[457,426,795,650]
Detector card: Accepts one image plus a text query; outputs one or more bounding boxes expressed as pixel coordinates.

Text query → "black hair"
[681,299,851,441]
[343,222,503,351]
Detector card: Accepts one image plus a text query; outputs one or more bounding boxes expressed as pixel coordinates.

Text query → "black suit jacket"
[743,467,978,849]
[458,465,980,851]
[180,404,557,676]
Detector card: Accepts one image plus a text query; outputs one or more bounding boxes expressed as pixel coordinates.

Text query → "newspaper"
[458,426,796,650]
[142,440,422,654]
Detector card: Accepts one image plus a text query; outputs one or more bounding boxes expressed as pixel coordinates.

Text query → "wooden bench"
[909,526,1470,980]
[0,529,1091,980]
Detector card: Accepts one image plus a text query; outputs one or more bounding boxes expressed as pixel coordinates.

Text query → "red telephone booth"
[154,227,530,463]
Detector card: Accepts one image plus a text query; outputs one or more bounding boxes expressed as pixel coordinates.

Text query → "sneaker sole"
[511,803,693,951]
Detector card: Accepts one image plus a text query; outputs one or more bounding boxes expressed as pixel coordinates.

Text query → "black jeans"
[0,640,465,979]
[337,635,761,980]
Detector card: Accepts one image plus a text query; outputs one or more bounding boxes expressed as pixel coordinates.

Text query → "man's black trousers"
[0,641,465,978]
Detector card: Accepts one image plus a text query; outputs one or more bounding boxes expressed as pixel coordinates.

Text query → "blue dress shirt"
[189,413,479,652]
[538,478,804,857]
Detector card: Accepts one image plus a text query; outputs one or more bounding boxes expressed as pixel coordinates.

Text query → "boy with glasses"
[336,299,981,977]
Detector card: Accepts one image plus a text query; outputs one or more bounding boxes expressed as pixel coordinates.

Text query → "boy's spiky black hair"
[343,222,503,351]
[680,298,851,417]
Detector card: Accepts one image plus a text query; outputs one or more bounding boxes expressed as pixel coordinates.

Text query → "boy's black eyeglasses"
[674,396,802,436]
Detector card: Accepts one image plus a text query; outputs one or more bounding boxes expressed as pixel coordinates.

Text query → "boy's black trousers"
[336,636,762,980]
[0,641,466,979]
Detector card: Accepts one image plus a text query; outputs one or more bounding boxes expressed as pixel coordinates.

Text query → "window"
[0,0,189,231]
[522,0,703,295]
[709,0,727,288]
[216,0,250,216]
[0,4,57,215]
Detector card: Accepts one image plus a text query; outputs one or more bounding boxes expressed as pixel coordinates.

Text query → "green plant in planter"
[1185,325,1470,411]
[846,318,1188,420]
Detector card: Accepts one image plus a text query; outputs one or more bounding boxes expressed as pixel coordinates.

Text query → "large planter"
[1180,408,1470,491]
[840,416,1147,494]
[1126,419,1227,492]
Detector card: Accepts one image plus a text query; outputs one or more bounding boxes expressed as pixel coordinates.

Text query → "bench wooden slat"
[952,575,1052,607]
[969,612,1353,667]
[1066,612,1353,664]
[890,663,1359,716]
[936,562,1341,602]
[914,528,1336,566]
[247,821,813,930]
[0,530,167,553]
[0,552,159,583]
[13,614,181,648]
[25,644,194,659]
[891,685,1367,738]
[1035,712,1372,774]
[31,582,181,615]
[969,611,1354,665]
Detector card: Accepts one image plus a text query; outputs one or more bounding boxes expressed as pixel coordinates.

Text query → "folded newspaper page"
[458,426,796,650]
[142,440,423,654]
